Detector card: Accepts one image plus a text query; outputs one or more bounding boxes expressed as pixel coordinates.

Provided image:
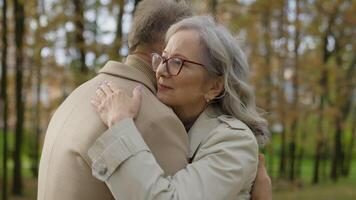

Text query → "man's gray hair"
[128,0,193,53]
[166,16,270,146]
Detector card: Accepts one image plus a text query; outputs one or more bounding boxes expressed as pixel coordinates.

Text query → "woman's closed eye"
[169,58,183,67]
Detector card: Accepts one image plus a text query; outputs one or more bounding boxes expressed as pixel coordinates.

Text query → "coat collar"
[187,106,222,158]
[98,55,156,93]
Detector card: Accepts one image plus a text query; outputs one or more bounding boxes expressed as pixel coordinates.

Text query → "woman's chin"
[157,92,175,107]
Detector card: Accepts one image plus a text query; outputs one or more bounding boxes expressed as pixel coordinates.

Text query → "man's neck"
[130,46,155,64]
[124,54,157,91]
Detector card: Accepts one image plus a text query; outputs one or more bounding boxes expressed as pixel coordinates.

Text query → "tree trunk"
[13,0,25,195]
[261,4,274,178]
[344,112,355,176]
[31,0,45,177]
[311,2,341,183]
[331,116,343,181]
[312,133,322,184]
[279,127,287,178]
[296,116,307,178]
[312,51,328,184]
[289,126,297,181]
[72,0,87,73]
[329,32,354,181]
[111,0,124,59]
[277,0,287,179]
[321,139,328,180]
[1,0,9,199]
[343,57,356,176]
[93,0,100,66]
[33,52,42,178]
[289,0,300,181]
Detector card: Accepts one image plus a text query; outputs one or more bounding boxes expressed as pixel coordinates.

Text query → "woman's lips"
[157,83,173,91]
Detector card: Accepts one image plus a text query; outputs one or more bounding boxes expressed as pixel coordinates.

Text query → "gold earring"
[205,96,211,103]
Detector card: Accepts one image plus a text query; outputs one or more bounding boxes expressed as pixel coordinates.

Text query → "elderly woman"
[90,16,269,200]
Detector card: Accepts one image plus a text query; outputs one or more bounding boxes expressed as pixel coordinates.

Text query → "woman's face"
[155,29,211,110]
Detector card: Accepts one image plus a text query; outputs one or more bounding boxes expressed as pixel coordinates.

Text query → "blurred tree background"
[0,0,355,199]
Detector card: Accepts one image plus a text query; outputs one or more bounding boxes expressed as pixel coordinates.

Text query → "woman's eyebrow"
[162,50,189,60]
[171,53,188,59]
[173,53,188,59]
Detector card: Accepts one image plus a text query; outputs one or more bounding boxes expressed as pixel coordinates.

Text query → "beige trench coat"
[37,56,189,200]
[88,107,259,200]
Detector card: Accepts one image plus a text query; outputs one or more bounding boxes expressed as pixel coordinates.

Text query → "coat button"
[97,164,108,176]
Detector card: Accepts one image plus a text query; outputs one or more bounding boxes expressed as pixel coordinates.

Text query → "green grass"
[274,177,356,200]
[270,157,356,199]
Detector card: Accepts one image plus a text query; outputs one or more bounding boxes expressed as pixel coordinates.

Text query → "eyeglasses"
[151,53,205,76]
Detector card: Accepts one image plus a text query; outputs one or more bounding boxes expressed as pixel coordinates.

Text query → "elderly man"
[38,0,271,199]
[38,1,192,199]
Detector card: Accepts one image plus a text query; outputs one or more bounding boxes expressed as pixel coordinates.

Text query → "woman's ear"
[205,76,224,101]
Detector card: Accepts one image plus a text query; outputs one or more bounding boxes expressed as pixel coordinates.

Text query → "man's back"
[38,59,189,200]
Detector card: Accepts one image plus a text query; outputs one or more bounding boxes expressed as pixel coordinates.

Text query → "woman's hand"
[91,81,142,128]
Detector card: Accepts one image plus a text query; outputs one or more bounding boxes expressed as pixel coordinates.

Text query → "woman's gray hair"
[166,16,270,146]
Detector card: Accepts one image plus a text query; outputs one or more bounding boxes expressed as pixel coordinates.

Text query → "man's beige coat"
[37,55,189,200]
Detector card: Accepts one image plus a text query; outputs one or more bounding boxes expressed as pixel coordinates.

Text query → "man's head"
[128,0,193,55]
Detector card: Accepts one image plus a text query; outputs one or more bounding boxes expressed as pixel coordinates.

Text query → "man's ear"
[206,76,224,100]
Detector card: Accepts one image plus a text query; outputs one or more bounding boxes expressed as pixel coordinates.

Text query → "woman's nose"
[155,62,169,78]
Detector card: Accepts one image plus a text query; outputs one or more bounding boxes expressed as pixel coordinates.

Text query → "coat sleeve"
[88,118,258,200]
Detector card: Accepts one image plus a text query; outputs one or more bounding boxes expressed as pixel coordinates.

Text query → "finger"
[100,82,113,96]
[91,95,101,102]
[91,98,101,110]
[258,154,265,169]
[96,87,106,99]
[92,95,101,104]
[132,85,142,106]
[91,99,100,107]
[107,82,119,92]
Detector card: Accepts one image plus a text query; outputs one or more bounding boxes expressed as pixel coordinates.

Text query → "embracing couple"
[38,0,272,199]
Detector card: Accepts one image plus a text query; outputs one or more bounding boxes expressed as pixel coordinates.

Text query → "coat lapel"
[99,56,156,93]
[187,107,221,159]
